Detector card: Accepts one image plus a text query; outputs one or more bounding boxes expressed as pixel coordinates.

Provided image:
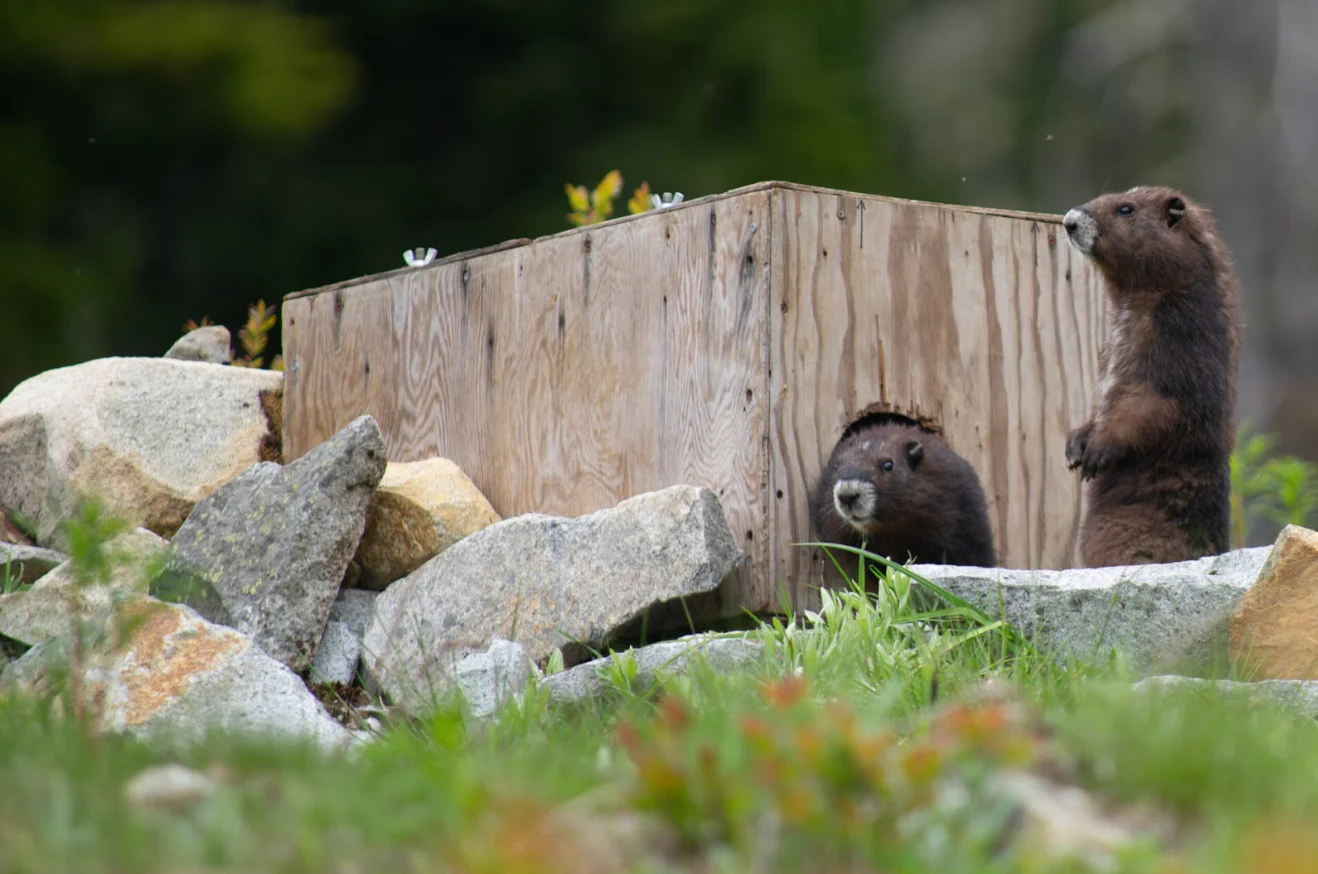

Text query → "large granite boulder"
[1,599,349,750]
[1230,525,1318,679]
[0,357,282,547]
[169,415,387,672]
[910,547,1271,675]
[364,485,741,715]
[352,457,501,590]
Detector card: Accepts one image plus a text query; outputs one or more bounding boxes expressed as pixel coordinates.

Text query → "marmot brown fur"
[1062,185,1242,566]
[810,420,996,567]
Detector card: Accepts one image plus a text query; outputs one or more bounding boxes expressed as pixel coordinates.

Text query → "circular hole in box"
[839,402,943,441]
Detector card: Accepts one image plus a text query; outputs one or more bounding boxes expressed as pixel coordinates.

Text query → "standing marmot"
[810,420,996,567]
[1062,185,1242,566]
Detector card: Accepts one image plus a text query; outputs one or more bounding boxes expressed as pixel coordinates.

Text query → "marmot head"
[825,424,932,537]
[1062,185,1220,293]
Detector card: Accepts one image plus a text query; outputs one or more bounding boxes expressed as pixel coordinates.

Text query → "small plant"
[1230,420,1318,548]
[565,169,654,226]
[231,299,284,371]
[180,314,215,333]
[626,180,652,215]
[25,498,162,737]
[614,675,1037,869]
[1,560,25,595]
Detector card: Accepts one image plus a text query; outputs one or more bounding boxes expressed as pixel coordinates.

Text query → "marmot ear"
[906,440,924,466]
[1167,196,1186,228]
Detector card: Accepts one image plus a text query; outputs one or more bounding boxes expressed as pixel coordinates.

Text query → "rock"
[0,543,68,587]
[170,415,387,672]
[0,528,167,647]
[1134,675,1318,718]
[1230,525,1318,680]
[364,485,741,715]
[1128,674,1318,717]
[353,458,501,590]
[165,326,232,365]
[0,357,283,547]
[543,634,763,706]
[310,620,361,686]
[455,639,534,720]
[0,599,350,751]
[992,771,1145,867]
[910,547,1271,675]
[125,763,218,812]
[329,588,377,641]
[0,642,49,693]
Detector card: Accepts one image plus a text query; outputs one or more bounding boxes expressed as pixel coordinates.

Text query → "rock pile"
[0,351,745,747]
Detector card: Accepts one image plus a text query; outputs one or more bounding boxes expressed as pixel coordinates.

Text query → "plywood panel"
[283,191,774,612]
[768,187,1105,607]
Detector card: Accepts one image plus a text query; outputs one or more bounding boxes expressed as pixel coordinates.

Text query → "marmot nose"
[1062,209,1082,234]
[834,480,866,512]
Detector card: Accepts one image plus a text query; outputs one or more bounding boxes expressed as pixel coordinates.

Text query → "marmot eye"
[1118,204,1134,216]
[881,460,894,472]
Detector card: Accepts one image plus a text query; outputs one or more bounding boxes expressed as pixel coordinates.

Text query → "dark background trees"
[3,0,1316,460]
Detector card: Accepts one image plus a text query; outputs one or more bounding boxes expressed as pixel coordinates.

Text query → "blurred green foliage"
[1230,421,1318,549]
[0,0,356,392]
[0,0,972,398]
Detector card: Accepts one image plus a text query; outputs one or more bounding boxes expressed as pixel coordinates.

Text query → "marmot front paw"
[1065,424,1093,471]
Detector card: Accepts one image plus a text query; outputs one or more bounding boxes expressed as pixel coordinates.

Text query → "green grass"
[4,545,1318,872]
[1,558,27,595]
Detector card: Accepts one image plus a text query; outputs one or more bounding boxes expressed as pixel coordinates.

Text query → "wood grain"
[283,192,773,613]
[768,188,1106,608]
[283,182,1107,616]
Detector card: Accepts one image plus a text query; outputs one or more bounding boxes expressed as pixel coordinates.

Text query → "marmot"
[1062,185,1241,566]
[810,420,997,568]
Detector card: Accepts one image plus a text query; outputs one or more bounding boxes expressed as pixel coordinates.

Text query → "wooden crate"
[281,181,1105,614]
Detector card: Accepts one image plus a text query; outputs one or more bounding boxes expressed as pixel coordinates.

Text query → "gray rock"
[0,528,167,647]
[455,639,533,720]
[908,547,1271,675]
[0,640,49,692]
[1133,675,1318,718]
[165,326,232,365]
[543,634,763,706]
[989,770,1145,866]
[329,588,377,641]
[363,485,741,715]
[0,357,283,548]
[125,763,217,812]
[310,620,361,686]
[170,415,387,672]
[0,599,350,751]
[0,543,68,587]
